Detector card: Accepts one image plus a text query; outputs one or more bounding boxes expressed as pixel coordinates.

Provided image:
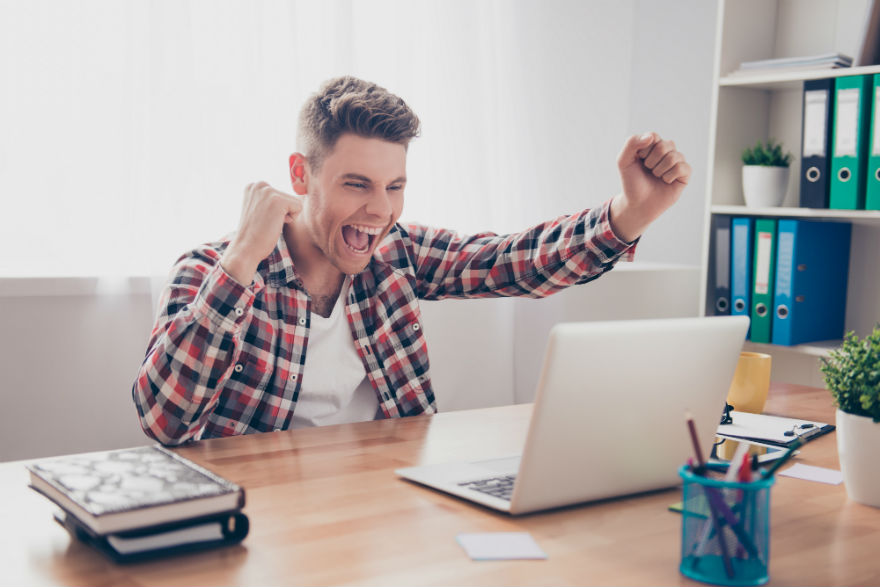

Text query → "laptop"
[395,315,750,514]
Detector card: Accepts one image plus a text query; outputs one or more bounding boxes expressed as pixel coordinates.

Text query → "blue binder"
[730,217,754,321]
[772,220,852,346]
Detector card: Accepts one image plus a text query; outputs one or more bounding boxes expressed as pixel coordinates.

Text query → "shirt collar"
[263,236,302,288]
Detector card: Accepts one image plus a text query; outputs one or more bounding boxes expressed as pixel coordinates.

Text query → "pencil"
[685,410,735,578]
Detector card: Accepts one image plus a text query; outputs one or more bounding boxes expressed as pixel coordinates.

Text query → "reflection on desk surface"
[2,383,879,586]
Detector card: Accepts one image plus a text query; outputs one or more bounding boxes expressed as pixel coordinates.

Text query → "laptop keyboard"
[458,474,517,501]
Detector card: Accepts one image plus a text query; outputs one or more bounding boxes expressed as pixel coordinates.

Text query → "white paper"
[754,232,773,294]
[717,411,829,444]
[874,87,880,156]
[456,532,547,560]
[779,463,843,485]
[715,227,730,287]
[803,90,828,157]
[835,89,860,157]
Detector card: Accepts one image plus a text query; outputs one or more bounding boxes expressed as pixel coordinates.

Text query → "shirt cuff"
[190,263,255,332]
[597,199,639,262]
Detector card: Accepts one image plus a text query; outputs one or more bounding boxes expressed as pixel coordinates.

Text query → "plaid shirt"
[133,199,635,445]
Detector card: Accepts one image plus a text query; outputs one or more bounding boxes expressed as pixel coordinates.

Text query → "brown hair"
[297,76,421,171]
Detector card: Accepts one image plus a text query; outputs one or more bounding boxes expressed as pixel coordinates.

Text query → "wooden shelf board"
[744,339,840,359]
[711,205,880,226]
[719,65,880,91]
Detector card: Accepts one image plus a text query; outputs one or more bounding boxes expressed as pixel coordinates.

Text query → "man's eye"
[388,185,404,191]
[345,182,367,189]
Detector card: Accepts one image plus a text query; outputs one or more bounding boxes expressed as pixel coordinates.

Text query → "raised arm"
[132,182,302,445]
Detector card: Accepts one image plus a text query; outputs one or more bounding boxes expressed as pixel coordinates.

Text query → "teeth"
[347,224,384,235]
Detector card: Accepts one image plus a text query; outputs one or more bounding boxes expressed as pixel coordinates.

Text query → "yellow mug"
[726,351,772,414]
[718,351,772,460]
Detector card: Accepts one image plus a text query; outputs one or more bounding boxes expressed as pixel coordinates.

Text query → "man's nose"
[365,189,393,218]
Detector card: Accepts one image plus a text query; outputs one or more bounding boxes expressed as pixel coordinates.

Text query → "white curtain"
[0,0,634,277]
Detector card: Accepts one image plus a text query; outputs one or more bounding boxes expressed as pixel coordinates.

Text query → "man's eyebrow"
[341,173,407,184]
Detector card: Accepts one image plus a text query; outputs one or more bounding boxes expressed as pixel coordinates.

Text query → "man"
[132,76,690,445]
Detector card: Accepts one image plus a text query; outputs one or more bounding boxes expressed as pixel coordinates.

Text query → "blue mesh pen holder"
[678,465,774,586]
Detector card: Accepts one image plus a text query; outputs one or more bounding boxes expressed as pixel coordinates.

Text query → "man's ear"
[288,153,309,195]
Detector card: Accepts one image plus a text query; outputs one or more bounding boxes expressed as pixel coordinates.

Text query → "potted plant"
[820,326,880,507]
[741,139,793,208]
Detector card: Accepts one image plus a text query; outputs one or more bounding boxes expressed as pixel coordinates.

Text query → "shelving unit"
[700,0,880,387]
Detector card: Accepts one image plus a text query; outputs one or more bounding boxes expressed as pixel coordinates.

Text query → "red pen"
[738,451,752,483]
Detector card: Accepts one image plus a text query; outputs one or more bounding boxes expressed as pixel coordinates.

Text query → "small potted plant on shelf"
[741,139,793,208]
[821,325,880,508]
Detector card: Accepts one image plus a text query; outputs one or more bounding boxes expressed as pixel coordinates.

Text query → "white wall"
[627,0,719,267]
[0,266,700,461]
[1,279,155,461]
[0,1,719,462]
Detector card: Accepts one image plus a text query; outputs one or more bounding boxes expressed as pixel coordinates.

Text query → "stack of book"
[27,445,248,563]
[728,53,852,76]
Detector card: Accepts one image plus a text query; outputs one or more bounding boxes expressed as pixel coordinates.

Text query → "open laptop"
[395,315,750,514]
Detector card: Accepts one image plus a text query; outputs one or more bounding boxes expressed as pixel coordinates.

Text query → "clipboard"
[716,411,835,447]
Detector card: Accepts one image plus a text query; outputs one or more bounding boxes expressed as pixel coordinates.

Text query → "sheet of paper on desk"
[716,411,832,445]
[779,464,844,485]
[456,532,547,560]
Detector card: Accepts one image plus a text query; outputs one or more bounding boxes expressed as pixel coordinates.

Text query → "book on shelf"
[27,445,248,561]
[727,53,852,77]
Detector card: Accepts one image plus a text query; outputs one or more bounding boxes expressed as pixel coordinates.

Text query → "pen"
[685,411,735,578]
[691,442,750,566]
[685,411,708,469]
[735,450,752,560]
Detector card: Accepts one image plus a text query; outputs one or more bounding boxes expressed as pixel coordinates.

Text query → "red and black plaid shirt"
[132,199,635,445]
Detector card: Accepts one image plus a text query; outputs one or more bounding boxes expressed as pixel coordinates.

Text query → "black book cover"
[54,508,249,563]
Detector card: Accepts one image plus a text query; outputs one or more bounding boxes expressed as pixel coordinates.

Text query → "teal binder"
[866,74,880,210]
[829,74,872,209]
[749,218,777,343]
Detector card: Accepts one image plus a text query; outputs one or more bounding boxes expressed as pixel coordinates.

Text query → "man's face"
[296,134,407,276]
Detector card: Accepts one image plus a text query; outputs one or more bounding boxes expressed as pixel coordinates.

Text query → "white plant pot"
[742,165,789,208]
[836,409,880,508]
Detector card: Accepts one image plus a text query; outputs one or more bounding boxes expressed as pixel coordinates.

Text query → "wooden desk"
[3,384,879,586]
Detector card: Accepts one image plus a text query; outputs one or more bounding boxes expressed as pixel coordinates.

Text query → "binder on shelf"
[866,73,880,210]
[830,74,873,209]
[708,215,731,315]
[749,218,777,343]
[772,220,852,346]
[800,78,834,208]
[730,217,754,327]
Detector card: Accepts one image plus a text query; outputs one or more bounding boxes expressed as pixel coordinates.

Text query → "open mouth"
[341,224,384,255]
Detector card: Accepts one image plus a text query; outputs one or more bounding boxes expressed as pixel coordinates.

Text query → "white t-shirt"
[290,279,379,429]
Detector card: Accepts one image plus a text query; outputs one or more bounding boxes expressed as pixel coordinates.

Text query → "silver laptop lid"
[510,316,749,514]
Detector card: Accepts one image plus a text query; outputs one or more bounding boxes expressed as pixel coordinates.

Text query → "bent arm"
[406,198,636,301]
[132,246,254,445]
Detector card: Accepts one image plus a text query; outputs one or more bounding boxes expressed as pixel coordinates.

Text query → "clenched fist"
[610,132,691,243]
[220,182,303,285]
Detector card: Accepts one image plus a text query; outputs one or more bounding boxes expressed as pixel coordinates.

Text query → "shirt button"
[234,364,243,373]
[234,307,244,317]
[412,322,421,332]
[298,317,306,326]
[289,374,297,382]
